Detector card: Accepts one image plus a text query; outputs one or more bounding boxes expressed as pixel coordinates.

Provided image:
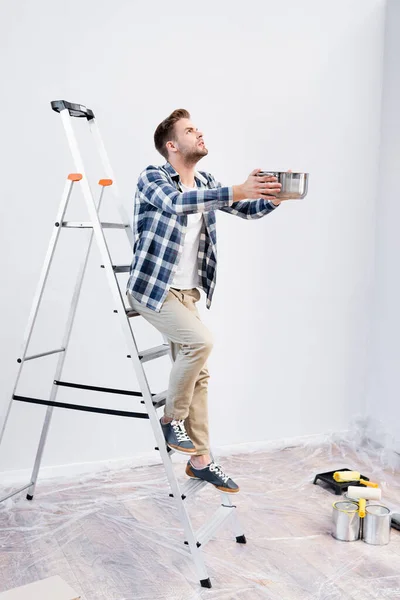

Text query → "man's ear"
[166,140,177,154]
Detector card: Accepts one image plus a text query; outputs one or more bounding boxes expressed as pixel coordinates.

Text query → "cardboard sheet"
[0,575,80,600]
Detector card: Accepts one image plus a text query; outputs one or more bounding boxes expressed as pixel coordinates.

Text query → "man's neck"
[168,158,197,187]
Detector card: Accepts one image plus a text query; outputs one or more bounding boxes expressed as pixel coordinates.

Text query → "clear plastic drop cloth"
[0,416,399,600]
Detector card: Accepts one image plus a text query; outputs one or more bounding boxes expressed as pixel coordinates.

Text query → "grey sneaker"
[185,460,240,493]
[160,418,196,454]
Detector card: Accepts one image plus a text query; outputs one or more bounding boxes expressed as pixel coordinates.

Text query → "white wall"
[366,0,400,454]
[0,0,386,474]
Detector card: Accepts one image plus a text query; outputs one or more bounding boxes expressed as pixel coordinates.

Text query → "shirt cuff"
[227,186,234,206]
[268,199,280,209]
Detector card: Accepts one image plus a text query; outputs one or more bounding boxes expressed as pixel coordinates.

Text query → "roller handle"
[358,498,366,518]
[359,479,379,488]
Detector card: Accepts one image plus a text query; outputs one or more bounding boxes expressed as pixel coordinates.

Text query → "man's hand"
[269,169,293,206]
[233,169,282,203]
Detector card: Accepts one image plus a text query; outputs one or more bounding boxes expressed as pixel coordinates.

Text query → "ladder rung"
[61,221,129,229]
[141,390,167,409]
[138,344,170,363]
[12,395,150,419]
[18,348,65,362]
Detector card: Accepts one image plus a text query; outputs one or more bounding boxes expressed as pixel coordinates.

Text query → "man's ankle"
[161,416,173,424]
[191,454,211,467]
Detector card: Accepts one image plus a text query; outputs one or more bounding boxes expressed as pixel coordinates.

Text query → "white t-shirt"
[171,182,203,289]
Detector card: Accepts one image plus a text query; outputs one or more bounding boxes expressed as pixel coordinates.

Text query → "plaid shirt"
[127,162,279,312]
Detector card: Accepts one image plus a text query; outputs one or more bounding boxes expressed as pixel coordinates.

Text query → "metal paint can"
[331,501,361,541]
[363,505,391,545]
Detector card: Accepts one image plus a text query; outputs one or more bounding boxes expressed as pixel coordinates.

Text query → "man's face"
[167,118,208,163]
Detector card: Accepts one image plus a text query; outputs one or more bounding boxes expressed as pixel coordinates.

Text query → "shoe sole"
[185,465,240,493]
[167,443,197,455]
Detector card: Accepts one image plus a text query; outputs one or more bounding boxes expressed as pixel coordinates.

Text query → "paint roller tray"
[313,468,370,496]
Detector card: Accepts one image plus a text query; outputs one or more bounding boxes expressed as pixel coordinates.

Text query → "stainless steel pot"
[258,171,309,200]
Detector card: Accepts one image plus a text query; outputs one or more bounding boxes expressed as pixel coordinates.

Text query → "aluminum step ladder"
[0,100,246,589]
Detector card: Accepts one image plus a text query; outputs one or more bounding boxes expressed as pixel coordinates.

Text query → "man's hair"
[154,109,190,160]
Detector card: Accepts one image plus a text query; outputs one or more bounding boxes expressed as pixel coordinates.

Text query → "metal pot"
[258,171,309,200]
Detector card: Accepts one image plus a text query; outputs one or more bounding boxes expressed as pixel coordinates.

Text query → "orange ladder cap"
[99,179,113,187]
[68,173,83,181]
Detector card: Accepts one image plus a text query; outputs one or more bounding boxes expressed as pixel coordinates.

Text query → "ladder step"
[152,390,167,408]
[100,265,131,273]
[17,348,65,363]
[141,390,167,409]
[138,344,170,363]
[61,221,129,229]
[113,265,130,273]
[178,478,208,500]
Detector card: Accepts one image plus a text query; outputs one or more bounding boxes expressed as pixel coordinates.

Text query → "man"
[126,109,283,493]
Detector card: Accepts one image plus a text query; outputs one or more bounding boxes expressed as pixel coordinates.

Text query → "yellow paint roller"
[347,485,382,501]
[333,471,379,488]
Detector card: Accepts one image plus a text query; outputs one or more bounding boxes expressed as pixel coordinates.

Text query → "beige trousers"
[126,287,213,455]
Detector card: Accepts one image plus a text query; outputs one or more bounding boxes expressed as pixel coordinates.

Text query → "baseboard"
[0,429,351,486]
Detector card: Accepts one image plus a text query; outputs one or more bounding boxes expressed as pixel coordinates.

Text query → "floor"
[0,438,399,600]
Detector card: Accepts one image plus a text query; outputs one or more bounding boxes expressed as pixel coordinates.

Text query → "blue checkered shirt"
[126,162,279,312]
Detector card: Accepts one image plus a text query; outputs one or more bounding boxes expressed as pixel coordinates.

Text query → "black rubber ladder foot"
[200,578,212,589]
[236,534,247,544]
[26,494,34,501]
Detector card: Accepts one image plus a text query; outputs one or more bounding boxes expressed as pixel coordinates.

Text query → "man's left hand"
[271,170,292,206]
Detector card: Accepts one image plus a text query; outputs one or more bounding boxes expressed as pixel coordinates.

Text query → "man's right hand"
[233,169,282,202]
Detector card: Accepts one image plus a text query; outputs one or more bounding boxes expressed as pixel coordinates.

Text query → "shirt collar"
[163,161,207,185]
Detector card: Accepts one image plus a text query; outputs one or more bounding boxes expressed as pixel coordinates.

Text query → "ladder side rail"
[27,181,108,498]
[88,118,134,249]
[0,178,76,446]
